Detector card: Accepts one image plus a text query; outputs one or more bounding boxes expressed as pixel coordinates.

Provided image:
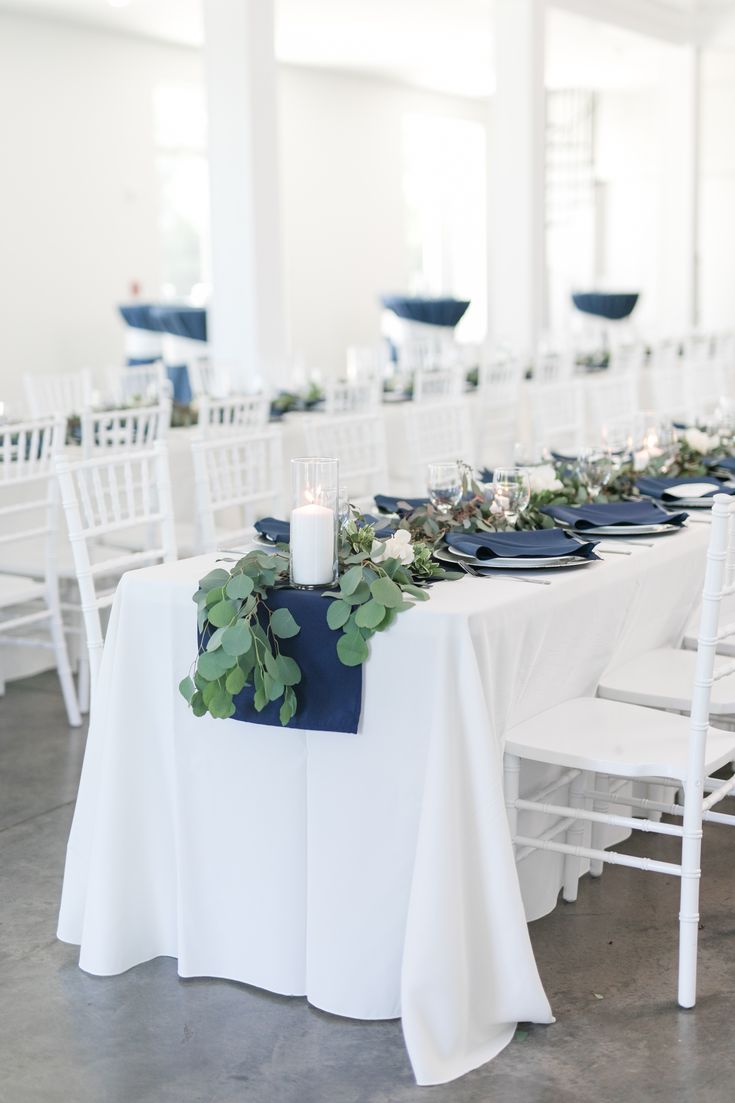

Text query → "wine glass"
[513,441,550,470]
[575,448,613,499]
[492,468,530,527]
[427,462,462,515]
[600,427,632,477]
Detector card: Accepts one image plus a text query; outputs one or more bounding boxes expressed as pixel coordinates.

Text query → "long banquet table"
[57,521,708,1084]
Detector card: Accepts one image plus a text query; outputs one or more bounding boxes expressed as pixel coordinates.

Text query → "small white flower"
[685,428,719,455]
[526,464,564,494]
[371,528,415,566]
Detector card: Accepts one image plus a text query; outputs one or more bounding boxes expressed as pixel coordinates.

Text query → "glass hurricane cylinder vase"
[289,457,339,589]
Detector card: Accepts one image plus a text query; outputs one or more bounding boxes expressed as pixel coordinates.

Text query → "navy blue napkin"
[636,476,735,501]
[706,455,735,475]
[255,515,395,542]
[198,588,362,734]
[445,528,599,561]
[374,494,429,516]
[541,500,687,530]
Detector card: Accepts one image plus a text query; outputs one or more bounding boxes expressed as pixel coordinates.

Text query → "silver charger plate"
[558,521,684,536]
[434,546,596,571]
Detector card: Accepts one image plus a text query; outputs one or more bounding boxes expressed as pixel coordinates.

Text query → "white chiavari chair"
[80,400,171,458]
[346,344,389,382]
[105,362,172,406]
[585,373,639,441]
[188,362,232,399]
[23,370,93,417]
[55,444,178,700]
[403,400,474,490]
[322,379,381,415]
[197,394,270,436]
[528,381,585,455]
[647,342,690,423]
[534,345,575,385]
[303,413,388,506]
[608,341,646,378]
[503,493,735,1009]
[476,353,524,467]
[680,335,725,423]
[192,431,284,552]
[412,366,465,404]
[713,332,735,397]
[0,416,80,726]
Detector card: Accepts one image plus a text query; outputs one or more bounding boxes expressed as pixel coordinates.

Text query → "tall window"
[153,85,210,300]
[402,113,487,342]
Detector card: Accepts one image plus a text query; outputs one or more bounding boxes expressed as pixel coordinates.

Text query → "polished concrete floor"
[2,672,735,1103]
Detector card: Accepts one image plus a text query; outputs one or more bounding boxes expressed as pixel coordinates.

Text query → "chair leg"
[504,753,521,858]
[678,785,704,1008]
[48,610,82,728]
[590,772,609,878]
[78,651,90,715]
[563,771,587,903]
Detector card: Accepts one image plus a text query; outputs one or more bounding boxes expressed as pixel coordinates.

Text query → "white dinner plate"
[434,547,595,571]
[664,482,719,499]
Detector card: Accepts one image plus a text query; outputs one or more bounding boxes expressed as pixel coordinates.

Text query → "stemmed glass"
[575,448,613,500]
[492,468,530,528]
[427,462,462,515]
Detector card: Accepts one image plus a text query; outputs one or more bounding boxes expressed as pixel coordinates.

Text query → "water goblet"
[427,462,462,515]
[575,448,613,499]
[492,468,530,528]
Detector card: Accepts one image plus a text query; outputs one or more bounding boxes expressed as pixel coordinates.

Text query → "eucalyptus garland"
[179,518,458,726]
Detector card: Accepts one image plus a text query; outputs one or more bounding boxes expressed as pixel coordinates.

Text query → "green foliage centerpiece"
[179,516,458,727]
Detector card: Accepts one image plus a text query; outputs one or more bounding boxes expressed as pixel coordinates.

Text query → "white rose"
[371,528,415,566]
[527,464,564,494]
[685,428,719,455]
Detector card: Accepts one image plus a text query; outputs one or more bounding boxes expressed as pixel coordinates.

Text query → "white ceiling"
[2,0,735,95]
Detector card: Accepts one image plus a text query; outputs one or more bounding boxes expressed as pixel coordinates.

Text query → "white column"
[488,0,546,357]
[656,45,700,335]
[203,0,287,391]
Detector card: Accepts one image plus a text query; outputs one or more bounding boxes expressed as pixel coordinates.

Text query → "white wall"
[699,49,735,332]
[0,11,202,409]
[278,65,488,376]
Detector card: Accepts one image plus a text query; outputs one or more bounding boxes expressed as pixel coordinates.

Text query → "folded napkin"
[541,500,687,530]
[255,515,395,543]
[636,476,735,501]
[374,494,429,516]
[445,527,599,561]
[199,589,362,734]
[705,455,735,475]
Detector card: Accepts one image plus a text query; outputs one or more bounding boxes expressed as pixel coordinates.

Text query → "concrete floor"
[2,674,735,1103]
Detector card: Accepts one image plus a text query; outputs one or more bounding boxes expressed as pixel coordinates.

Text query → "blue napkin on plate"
[374,494,429,516]
[541,500,687,530]
[199,589,362,734]
[445,528,599,561]
[636,476,735,501]
[705,455,735,475]
[255,515,395,543]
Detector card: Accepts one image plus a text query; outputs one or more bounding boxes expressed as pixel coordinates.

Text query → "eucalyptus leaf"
[275,654,301,686]
[337,630,370,667]
[370,576,403,608]
[221,621,253,656]
[191,691,207,718]
[264,673,285,702]
[178,675,196,703]
[197,649,236,681]
[209,686,236,719]
[340,565,364,595]
[225,665,247,695]
[207,599,238,628]
[270,607,300,638]
[206,627,226,652]
[326,599,351,629]
[402,584,430,601]
[346,581,372,605]
[198,568,230,592]
[354,599,385,629]
[253,686,267,712]
[225,573,255,599]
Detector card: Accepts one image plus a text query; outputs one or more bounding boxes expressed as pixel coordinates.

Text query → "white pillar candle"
[290,502,335,586]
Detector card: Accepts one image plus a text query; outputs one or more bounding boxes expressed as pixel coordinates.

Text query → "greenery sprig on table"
[179,517,459,726]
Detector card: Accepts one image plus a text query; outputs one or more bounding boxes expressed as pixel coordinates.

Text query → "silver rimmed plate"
[434,547,596,571]
[557,521,685,536]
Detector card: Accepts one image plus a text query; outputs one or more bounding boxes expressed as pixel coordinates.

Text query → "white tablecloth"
[57,525,708,1085]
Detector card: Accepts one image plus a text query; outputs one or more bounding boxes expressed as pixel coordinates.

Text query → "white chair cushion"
[0,572,45,608]
[598,647,735,715]
[505,696,735,782]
